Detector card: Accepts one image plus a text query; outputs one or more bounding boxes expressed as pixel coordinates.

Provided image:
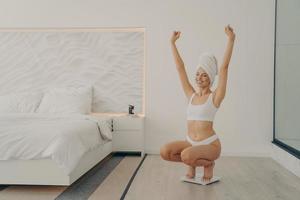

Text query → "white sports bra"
[187,92,218,121]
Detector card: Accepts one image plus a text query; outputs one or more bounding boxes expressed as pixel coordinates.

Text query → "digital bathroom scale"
[180,172,220,185]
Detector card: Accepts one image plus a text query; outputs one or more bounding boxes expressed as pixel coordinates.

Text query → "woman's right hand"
[171,31,181,44]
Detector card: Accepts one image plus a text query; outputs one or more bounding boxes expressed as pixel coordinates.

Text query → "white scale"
[180,172,220,185]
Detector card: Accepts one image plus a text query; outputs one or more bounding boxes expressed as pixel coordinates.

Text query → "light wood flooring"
[124,155,300,200]
[1,155,299,200]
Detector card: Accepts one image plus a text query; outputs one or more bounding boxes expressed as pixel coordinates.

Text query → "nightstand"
[112,115,145,157]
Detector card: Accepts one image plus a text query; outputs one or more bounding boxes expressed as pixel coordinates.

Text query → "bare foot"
[202,161,215,182]
[185,166,196,179]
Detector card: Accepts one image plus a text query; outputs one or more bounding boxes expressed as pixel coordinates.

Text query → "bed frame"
[0,141,112,186]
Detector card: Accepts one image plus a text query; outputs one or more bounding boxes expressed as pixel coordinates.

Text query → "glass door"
[273,0,300,159]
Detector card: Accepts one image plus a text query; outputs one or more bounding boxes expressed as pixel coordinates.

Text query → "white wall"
[0,0,275,156]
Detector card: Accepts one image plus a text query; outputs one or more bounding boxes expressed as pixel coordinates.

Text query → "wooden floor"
[0,156,142,200]
[124,155,300,200]
[88,156,142,200]
[1,155,299,200]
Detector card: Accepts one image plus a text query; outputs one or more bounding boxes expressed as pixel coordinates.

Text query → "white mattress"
[0,113,112,174]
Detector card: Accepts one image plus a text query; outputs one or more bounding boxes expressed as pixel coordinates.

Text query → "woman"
[160,25,235,182]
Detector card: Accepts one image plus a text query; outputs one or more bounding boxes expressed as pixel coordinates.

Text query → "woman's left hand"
[225,25,235,41]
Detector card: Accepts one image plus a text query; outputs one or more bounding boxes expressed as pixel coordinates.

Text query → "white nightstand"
[112,115,145,157]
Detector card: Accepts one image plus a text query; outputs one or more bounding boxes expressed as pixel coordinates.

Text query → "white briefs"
[186,134,219,146]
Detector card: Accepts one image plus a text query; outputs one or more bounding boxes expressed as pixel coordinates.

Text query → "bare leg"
[194,158,213,167]
[181,143,220,181]
[160,140,191,162]
[203,161,215,182]
[169,152,182,162]
[185,158,213,179]
[186,166,196,178]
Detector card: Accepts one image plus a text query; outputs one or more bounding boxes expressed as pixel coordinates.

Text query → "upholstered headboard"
[0,28,145,114]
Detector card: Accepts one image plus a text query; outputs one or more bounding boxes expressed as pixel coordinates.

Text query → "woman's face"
[195,68,210,88]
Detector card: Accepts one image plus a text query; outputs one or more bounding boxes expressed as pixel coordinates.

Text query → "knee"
[180,150,194,165]
[160,145,171,160]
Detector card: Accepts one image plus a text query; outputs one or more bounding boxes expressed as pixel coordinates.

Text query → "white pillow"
[0,92,43,113]
[37,86,93,114]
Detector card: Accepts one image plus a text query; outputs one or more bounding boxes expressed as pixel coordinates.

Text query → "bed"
[0,113,113,185]
[0,86,114,185]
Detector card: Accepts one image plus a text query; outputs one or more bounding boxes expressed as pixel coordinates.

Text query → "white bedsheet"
[0,113,112,174]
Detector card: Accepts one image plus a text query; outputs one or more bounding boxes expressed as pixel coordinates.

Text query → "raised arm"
[170,31,195,99]
[214,25,235,107]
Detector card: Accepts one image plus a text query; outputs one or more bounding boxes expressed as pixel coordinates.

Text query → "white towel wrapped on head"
[196,53,218,87]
